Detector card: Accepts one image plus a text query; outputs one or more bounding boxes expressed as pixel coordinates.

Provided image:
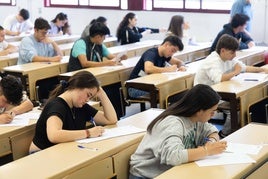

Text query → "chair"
[119,69,158,116]
[248,97,268,124]
[166,89,189,107]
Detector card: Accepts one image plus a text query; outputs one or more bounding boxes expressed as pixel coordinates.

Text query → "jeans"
[128,88,149,98]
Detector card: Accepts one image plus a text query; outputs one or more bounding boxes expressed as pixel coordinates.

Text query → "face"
[197,104,218,123]
[56,19,65,27]
[0,95,9,108]
[129,16,137,27]
[17,15,25,23]
[72,88,98,108]
[34,29,48,41]
[163,43,179,58]
[220,49,236,61]
[0,30,5,42]
[94,35,106,44]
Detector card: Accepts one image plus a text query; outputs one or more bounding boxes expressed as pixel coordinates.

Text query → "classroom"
[0,0,267,178]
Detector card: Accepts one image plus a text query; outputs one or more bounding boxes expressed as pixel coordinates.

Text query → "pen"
[77,145,98,151]
[204,137,212,142]
[244,79,258,81]
[91,117,96,126]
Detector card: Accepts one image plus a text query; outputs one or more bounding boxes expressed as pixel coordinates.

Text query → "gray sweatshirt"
[129,115,218,178]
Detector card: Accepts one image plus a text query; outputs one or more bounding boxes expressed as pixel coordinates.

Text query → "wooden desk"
[0,108,164,179]
[59,56,140,87]
[125,72,194,109]
[156,123,268,179]
[173,42,211,63]
[104,36,118,47]
[235,46,268,66]
[0,108,41,161]
[50,34,80,45]
[3,56,69,100]
[211,75,268,131]
[108,40,162,58]
[0,53,19,71]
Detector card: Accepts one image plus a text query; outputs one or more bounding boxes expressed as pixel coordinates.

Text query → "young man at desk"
[67,22,127,119]
[210,13,254,53]
[0,75,33,124]
[17,17,63,101]
[67,22,127,72]
[194,34,267,138]
[0,26,18,56]
[17,17,63,65]
[128,35,186,98]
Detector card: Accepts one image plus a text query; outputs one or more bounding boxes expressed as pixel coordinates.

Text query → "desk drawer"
[0,138,11,157]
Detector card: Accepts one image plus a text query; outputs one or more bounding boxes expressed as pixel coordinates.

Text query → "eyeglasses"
[37,30,48,35]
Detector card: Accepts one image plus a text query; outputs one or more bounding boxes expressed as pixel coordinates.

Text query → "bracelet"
[203,145,208,156]
[85,129,90,138]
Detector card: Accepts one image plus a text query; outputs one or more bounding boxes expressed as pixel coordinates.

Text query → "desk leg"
[149,89,158,108]
[230,97,239,132]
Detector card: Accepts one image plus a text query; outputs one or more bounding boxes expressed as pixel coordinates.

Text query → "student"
[166,15,190,45]
[128,35,186,98]
[48,12,67,36]
[0,75,34,124]
[230,0,252,32]
[210,13,254,53]
[29,71,117,153]
[81,16,111,38]
[68,22,126,72]
[129,84,227,179]
[3,8,33,36]
[116,12,166,45]
[0,26,18,56]
[18,17,63,64]
[68,22,127,119]
[194,34,267,137]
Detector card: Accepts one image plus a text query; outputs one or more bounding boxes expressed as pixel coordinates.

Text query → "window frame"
[44,0,123,10]
[0,0,16,6]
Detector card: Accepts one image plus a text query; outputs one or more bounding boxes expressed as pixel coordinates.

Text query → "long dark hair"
[147,84,221,133]
[116,12,136,42]
[48,71,100,101]
[167,15,184,38]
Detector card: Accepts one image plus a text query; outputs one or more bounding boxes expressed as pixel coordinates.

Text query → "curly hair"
[0,75,23,105]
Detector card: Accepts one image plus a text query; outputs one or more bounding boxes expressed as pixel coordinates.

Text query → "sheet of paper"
[0,111,40,127]
[195,153,256,167]
[225,142,263,155]
[77,125,145,143]
[233,73,268,82]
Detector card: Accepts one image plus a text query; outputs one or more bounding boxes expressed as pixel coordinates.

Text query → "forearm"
[8,99,34,115]
[98,92,117,124]
[187,147,207,162]
[51,41,63,56]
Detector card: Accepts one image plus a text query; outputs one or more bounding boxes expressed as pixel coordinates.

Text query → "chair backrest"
[248,97,268,124]
[166,89,189,107]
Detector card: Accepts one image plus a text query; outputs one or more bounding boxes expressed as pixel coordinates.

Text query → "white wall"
[0,0,267,43]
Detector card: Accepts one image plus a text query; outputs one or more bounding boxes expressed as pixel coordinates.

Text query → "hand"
[166,65,178,72]
[0,113,14,124]
[178,66,187,71]
[205,141,227,156]
[120,54,128,61]
[88,126,105,137]
[49,55,62,62]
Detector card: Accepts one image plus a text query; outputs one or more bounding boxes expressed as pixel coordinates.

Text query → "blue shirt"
[230,0,253,31]
[18,35,56,64]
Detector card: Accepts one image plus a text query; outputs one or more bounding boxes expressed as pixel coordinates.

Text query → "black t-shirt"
[33,97,98,149]
[129,48,171,80]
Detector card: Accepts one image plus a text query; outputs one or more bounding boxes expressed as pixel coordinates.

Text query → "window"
[0,0,16,5]
[45,0,127,9]
[146,0,233,12]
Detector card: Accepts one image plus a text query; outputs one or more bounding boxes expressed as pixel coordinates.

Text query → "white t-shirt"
[3,14,33,33]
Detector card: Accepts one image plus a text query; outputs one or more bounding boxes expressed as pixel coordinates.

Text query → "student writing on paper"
[129,84,227,179]
[128,35,186,98]
[0,75,33,124]
[68,22,127,72]
[194,34,267,138]
[29,71,117,153]
[0,26,18,56]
